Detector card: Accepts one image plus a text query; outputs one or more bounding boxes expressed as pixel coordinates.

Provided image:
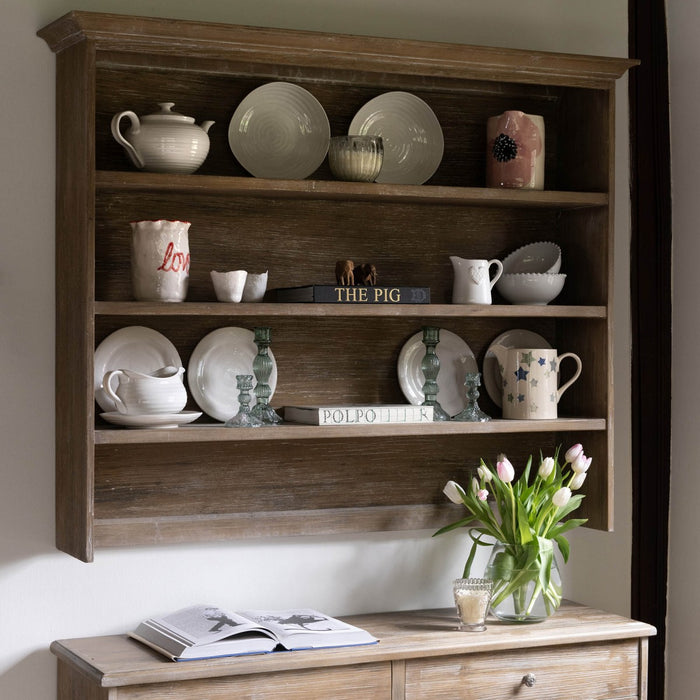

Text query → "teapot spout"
[200,120,215,134]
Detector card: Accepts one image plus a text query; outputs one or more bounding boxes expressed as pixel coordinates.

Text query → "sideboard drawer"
[114,661,391,699]
[404,639,641,699]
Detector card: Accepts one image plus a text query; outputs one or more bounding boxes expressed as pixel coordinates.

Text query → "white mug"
[451,256,504,304]
[131,219,190,302]
[496,348,582,419]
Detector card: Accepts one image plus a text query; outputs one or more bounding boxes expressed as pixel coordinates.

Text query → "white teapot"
[111,102,214,174]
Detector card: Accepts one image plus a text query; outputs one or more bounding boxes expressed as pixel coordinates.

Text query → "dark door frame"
[628,0,671,698]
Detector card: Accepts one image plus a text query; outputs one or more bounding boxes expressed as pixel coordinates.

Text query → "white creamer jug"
[102,366,187,415]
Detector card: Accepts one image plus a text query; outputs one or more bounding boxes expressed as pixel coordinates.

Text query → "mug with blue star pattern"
[497,348,582,419]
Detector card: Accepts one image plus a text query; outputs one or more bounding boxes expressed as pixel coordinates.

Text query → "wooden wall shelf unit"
[52,603,656,699]
[39,11,635,562]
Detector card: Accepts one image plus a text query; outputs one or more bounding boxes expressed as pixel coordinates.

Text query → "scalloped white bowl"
[496,272,566,305]
[502,241,561,274]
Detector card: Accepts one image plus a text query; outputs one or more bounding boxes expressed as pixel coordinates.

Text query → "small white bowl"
[211,270,247,302]
[501,241,561,274]
[241,270,268,302]
[496,272,566,305]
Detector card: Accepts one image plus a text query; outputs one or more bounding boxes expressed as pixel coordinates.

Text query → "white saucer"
[188,327,278,422]
[94,326,182,412]
[483,329,552,407]
[100,411,202,428]
[397,329,477,417]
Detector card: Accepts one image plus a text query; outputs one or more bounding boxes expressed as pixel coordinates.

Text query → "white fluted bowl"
[502,241,561,274]
[496,272,566,305]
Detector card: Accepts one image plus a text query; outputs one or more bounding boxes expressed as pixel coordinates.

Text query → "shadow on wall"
[0,650,55,700]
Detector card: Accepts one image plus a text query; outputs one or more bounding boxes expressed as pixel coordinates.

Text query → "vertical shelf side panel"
[54,38,97,562]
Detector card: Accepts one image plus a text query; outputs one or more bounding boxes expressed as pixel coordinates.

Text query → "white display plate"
[349,91,444,185]
[100,410,202,428]
[483,329,552,407]
[94,326,183,413]
[397,329,477,417]
[228,81,330,179]
[187,327,278,422]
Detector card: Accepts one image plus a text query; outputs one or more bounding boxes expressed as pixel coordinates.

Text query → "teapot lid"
[141,102,195,124]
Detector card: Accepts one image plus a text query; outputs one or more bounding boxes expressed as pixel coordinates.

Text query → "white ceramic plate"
[349,91,444,185]
[397,329,477,417]
[188,327,278,422]
[483,329,552,407]
[94,326,182,412]
[100,411,202,428]
[228,82,330,179]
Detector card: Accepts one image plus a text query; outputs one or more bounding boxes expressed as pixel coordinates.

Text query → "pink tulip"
[565,443,584,463]
[477,489,489,501]
[572,452,591,474]
[497,458,515,483]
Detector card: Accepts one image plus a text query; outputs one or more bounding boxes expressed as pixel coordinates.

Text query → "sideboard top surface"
[51,603,656,689]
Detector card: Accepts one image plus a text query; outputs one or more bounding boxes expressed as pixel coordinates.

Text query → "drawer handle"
[522,673,536,687]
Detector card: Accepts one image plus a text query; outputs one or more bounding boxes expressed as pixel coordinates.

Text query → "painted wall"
[667,1,700,698]
[0,0,629,697]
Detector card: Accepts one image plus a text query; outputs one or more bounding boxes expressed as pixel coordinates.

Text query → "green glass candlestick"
[420,326,450,421]
[452,371,490,422]
[225,374,264,427]
[250,327,282,424]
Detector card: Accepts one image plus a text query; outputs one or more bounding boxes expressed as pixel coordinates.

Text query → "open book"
[130,605,378,661]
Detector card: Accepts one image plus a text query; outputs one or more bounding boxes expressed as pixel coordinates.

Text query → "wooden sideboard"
[53,603,655,699]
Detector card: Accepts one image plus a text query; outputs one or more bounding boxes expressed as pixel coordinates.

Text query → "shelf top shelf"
[96,171,608,209]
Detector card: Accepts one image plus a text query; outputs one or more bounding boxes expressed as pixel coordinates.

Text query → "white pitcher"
[450,256,503,304]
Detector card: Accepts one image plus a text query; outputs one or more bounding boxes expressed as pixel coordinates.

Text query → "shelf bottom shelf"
[94,417,607,444]
[93,504,456,548]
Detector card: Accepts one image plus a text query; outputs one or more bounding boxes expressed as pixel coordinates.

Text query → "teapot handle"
[110,111,145,169]
[103,369,128,414]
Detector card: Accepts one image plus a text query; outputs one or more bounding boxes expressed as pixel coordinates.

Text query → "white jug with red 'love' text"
[131,219,190,302]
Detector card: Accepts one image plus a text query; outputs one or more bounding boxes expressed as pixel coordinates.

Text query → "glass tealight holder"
[453,578,494,632]
[328,135,384,182]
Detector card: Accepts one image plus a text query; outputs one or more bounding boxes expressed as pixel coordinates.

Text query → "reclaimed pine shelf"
[40,10,635,561]
[96,170,609,208]
[94,417,608,445]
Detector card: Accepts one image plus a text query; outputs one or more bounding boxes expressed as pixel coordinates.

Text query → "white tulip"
[538,457,555,478]
[443,480,464,504]
[552,486,572,508]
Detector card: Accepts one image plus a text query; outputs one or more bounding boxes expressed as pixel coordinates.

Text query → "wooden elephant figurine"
[335,259,354,285]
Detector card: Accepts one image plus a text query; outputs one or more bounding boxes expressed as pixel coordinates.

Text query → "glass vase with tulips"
[435,444,592,622]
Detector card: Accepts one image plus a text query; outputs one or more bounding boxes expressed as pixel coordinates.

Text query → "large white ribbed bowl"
[349,91,443,185]
[228,82,330,179]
